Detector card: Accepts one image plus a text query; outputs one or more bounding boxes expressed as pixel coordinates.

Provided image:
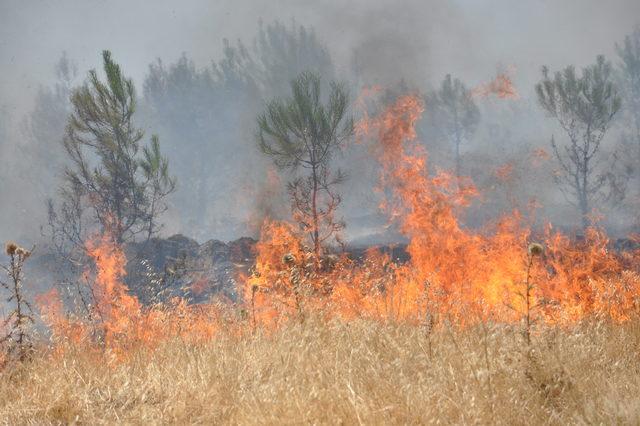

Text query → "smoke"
[1,0,639,245]
[3,0,636,113]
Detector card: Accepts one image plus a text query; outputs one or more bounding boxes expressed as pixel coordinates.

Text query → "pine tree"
[616,27,640,189]
[52,50,175,245]
[257,72,353,259]
[426,74,480,177]
[23,52,77,193]
[536,55,622,230]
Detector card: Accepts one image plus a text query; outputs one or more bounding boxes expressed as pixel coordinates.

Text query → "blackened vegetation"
[18,232,640,319]
[125,235,256,304]
[126,236,410,305]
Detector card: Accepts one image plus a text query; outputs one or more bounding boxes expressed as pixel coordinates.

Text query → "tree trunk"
[455,138,461,178]
[311,163,320,261]
[579,190,589,232]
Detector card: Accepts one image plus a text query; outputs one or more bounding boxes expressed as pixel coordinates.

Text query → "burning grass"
[243,94,640,330]
[1,316,639,424]
[2,91,639,423]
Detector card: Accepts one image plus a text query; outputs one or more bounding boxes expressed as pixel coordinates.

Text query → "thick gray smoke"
[1,0,639,247]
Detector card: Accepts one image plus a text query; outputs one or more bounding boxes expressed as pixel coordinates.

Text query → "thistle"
[15,247,31,259]
[282,253,296,265]
[528,243,543,257]
[5,242,17,256]
[1,241,35,362]
[523,242,543,345]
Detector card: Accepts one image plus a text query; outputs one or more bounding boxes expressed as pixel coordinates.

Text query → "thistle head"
[15,247,31,259]
[5,242,17,256]
[282,253,296,265]
[528,242,544,257]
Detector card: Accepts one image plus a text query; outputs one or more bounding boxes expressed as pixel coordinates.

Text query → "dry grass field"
[1,316,639,425]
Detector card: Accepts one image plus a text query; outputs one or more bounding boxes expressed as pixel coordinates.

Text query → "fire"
[494,162,515,182]
[358,94,527,321]
[35,91,640,362]
[36,287,91,357]
[243,92,640,327]
[85,233,141,347]
[472,72,519,100]
[39,231,227,361]
[244,220,308,328]
[531,148,551,167]
[357,93,639,323]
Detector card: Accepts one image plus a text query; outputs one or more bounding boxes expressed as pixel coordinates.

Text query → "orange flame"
[85,233,141,346]
[472,72,519,100]
[39,231,227,361]
[36,91,640,363]
[243,92,640,328]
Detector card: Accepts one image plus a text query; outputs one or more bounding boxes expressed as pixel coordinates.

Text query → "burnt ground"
[22,235,639,307]
[123,235,411,305]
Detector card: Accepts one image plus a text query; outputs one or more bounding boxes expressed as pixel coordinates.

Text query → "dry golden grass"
[1,316,639,425]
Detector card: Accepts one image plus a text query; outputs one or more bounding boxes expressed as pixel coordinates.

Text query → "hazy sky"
[1,0,639,243]
[1,0,639,125]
